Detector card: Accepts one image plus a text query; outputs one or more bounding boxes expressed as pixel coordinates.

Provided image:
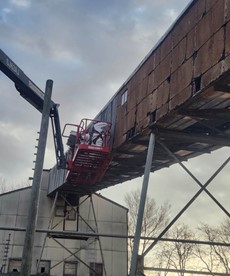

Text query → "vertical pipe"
[129,132,155,276]
[20,80,53,276]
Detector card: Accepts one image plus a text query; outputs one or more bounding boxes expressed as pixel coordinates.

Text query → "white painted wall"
[0,170,128,276]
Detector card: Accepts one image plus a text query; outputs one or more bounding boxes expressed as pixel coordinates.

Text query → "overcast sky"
[0,0,229,228]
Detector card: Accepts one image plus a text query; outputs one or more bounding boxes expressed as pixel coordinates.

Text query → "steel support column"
[129,132,155,276]
[20,80,53,276]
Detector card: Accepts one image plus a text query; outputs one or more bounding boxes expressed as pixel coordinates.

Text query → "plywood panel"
[143,53,155,77]
[171,37,186,73]
[194,28,224,77]
[147,71,155,95]
[172,5,196,47]
[156,103,169,121]
[113,119,126,148]
[169,86,192,110]
[202,62,223,89]
[211,0,225,33]
[160,33,172,62]
[154,53,171,87]
[225,21,230,57]
[186,27,195,59]
[136,77,148,104]
[206,0,218,13]
[170,57,193,100]
[227,0,230,23]
[196,9,213,50]
[126,107,136,131]
[156,81,170,109]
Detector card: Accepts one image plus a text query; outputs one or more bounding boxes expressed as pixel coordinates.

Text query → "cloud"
[2,0,229,234]
[0,8,12,23]
[2,1,213,200]
[10,0,30,8]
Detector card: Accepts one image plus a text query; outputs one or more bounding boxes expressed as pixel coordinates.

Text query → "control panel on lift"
[62,118,112,186]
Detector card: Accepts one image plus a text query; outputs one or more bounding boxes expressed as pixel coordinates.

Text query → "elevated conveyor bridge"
[1,0,230,198]
[47,0,230,196]
[1,0,230,275]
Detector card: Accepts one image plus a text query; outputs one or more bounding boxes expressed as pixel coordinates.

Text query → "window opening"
[55,205,76,221]
[63,261,78,276]
[90,262,103,276]
[8,259,22,273]
[65,205,76,220]
[37,260,50,275]
[121,89,128,105]
[193,76,201,94]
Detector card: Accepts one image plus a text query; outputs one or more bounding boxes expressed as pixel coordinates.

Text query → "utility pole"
[20,80,53,276]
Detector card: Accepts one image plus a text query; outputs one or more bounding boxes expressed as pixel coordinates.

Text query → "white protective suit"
[91,122,108,146]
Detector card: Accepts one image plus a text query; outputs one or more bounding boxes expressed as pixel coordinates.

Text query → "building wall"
[93,0,230,148]
[0,171,128,276]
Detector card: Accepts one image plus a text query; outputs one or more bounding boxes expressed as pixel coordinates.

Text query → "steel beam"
[129,133,155,276]
[144,267,230,275]
[155,127,230,146]
[1,226,230,247]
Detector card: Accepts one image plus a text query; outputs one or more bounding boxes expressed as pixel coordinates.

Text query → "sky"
[0,0,230,229]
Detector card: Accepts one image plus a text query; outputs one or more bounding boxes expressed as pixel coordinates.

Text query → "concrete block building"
[0,170,128,275]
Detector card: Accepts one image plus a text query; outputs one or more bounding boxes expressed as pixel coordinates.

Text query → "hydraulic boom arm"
[0,49,66,168]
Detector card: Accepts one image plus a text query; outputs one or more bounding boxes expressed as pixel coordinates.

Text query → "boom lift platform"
[63,119,112,186]
[0,49,112,193]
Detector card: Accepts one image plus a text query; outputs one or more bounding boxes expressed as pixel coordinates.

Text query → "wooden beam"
[154,127,230,146]
[116,150,139,156]
[112,157,145,166]
[179,108,230,120]
[130,139,149,146]
[179,146,211,153]
[214,83,230,93]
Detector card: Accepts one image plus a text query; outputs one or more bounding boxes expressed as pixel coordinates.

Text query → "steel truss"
[130,132,230,275]
[1,226,230,274]
[36,192,107,275]
[0,137,229,275]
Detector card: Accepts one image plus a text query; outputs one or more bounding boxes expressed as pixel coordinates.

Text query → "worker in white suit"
[91,122,108,146]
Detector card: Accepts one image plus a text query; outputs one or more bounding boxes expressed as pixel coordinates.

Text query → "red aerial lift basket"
[63,118,112,186]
